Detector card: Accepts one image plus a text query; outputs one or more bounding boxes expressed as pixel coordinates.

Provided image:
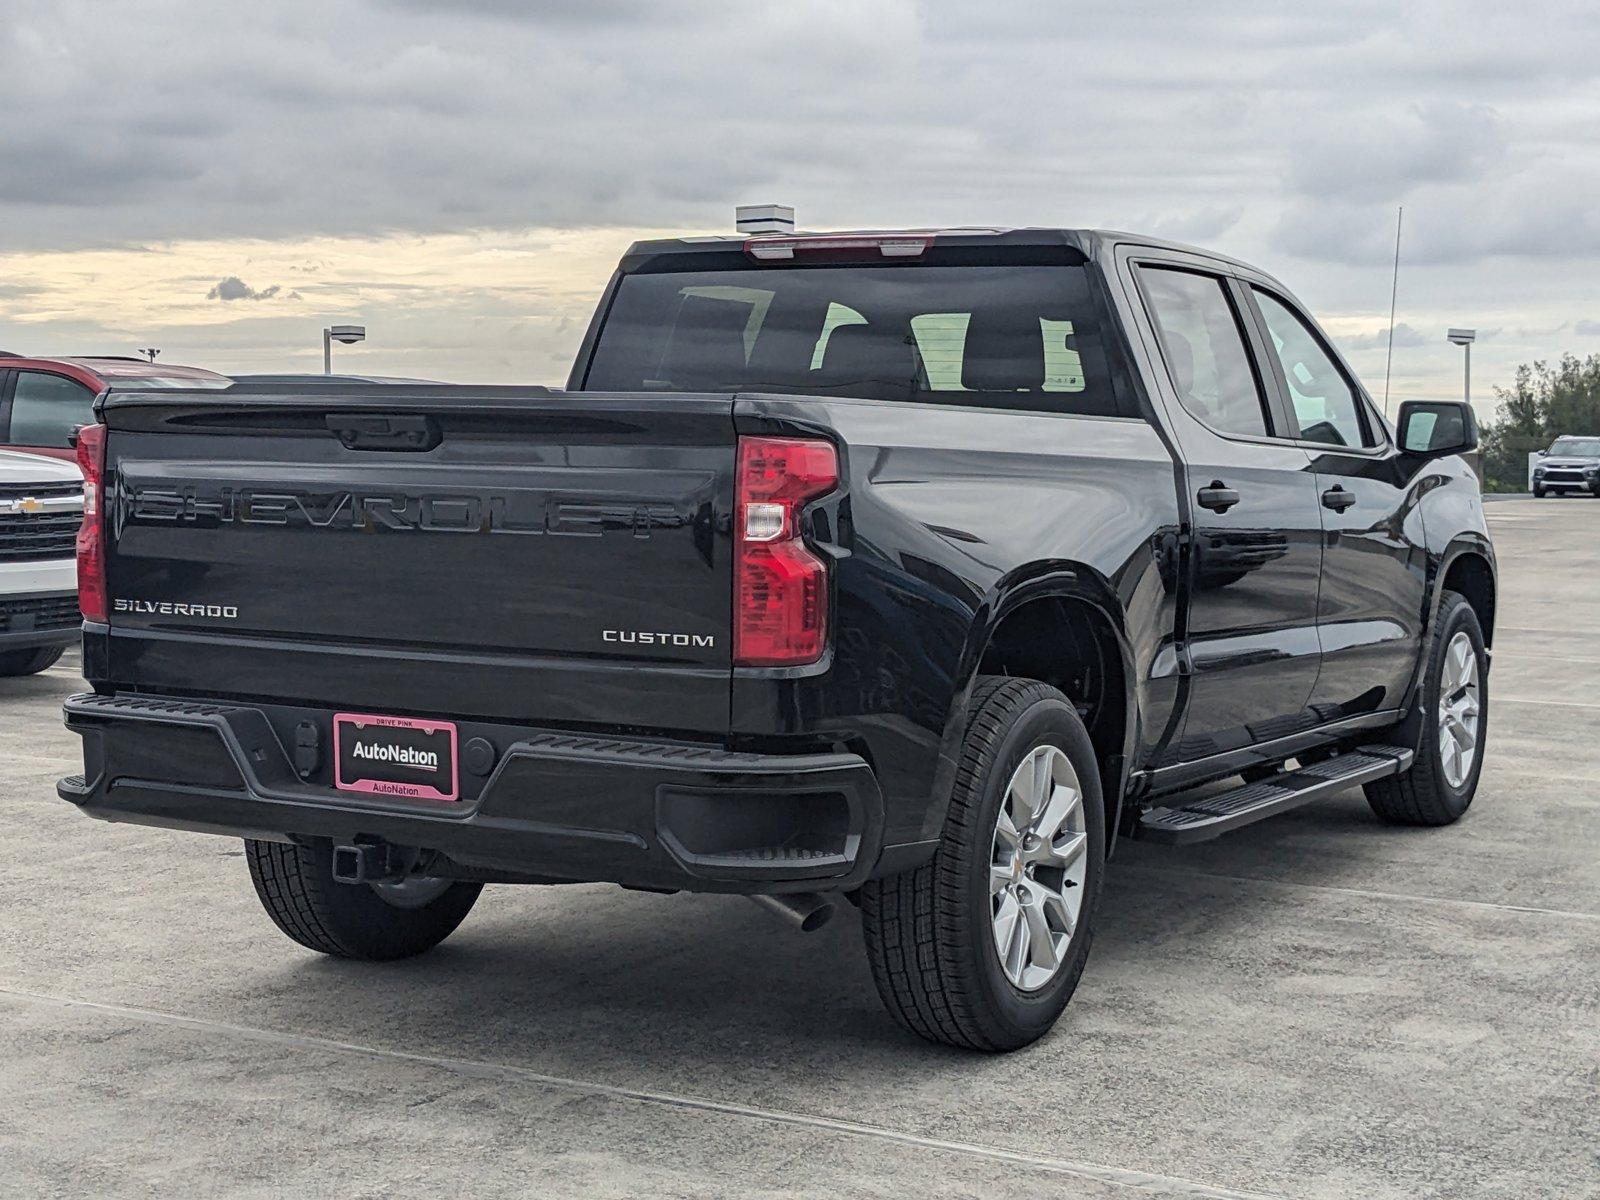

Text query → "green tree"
[1480,353,1600,491]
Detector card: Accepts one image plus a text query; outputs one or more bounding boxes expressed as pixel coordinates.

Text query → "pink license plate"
[333,712,459,802]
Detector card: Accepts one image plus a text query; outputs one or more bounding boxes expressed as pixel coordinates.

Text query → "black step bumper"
[58,693,883,894]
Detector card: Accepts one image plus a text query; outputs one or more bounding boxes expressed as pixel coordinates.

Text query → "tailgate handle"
[326,414,440,452]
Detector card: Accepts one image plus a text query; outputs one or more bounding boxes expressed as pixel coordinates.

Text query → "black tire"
[1365,591,1488,826]
[1533,486,1546,498]
[860,676,1105,1052]
[0,646,64,677]
[244,838,481,960]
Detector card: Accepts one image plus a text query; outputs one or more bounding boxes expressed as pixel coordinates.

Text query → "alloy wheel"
[1437,630,1481,789]
[989,744,1089,991]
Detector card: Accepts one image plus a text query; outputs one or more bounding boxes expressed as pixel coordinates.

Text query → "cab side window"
[1138,267,1272,438]
[8,371,96,449]
[1251,290,1376,449]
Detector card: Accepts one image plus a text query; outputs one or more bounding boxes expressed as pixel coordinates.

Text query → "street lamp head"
[327,324,366,345]
[1446,328,1476,346]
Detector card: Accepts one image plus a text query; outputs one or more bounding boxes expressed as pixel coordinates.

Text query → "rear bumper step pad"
[1137,746,1413,844]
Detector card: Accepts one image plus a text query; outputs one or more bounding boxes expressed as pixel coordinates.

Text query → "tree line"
[1480,353,1600,492]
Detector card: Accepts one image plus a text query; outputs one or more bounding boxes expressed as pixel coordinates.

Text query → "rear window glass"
[582,264,1127,416]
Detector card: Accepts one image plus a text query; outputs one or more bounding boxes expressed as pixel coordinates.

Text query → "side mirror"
[1537,448,1549,457]
[1396,400,1478,458]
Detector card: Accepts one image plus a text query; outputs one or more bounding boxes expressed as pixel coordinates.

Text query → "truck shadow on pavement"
[207,788,1407,1065]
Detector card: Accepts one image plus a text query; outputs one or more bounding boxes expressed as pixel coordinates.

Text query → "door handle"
[1196,481,1240,514]
[1321,485,1357,512]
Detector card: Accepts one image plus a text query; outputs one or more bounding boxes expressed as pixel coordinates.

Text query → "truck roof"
[0,354,230,391]
[622,226,1262,274]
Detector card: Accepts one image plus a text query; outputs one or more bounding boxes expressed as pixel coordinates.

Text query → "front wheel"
[1365,591,1488,825]
[245,838,481,960]
[860,676,1105,1052]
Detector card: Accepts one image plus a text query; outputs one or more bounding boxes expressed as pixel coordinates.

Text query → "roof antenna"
[1382,205,1403,418]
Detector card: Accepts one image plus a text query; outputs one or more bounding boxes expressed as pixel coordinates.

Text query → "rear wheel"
[860,676,1105,1052]
[244,838,481,960]
[0,646,64,677]
[1365,591,1487,825]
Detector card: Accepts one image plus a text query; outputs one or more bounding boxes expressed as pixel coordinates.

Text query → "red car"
[0,355,230,462]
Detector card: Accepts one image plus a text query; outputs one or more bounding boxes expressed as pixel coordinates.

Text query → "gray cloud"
[207,277,282,302]
[3,0,1599,401]
[1577,321,1600,337]
[1,0,1591,263]
[1341,323,1431,351]
[1284,103,1507,206]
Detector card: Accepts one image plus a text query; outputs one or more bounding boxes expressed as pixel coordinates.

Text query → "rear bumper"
[58,693,883,894]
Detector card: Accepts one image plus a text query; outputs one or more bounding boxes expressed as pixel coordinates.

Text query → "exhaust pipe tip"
[751,891,836,933]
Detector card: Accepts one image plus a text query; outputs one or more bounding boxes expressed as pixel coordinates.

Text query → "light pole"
[323,324,366,374]
[1446,328,1476,405]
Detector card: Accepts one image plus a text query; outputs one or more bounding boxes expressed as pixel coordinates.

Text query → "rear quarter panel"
[732,395,1182,850]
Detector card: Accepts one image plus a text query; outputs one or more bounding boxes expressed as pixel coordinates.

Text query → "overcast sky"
[3,0,1599,412]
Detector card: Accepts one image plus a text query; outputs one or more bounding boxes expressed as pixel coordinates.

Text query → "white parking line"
[1496,696,1600,710]
[1,987,1287,1200]
[1494,625,1600,637]
[1491,652,1600,666]
[1114,865,1600,924]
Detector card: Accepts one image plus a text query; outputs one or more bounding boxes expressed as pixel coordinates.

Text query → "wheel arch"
[930,562,1138,854]
[1438,542,1496,649]
[1391,536,1497,755]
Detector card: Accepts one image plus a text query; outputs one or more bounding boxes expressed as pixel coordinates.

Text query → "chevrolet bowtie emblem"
[17,497,41,513]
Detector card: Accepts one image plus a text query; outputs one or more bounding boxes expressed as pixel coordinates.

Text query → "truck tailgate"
[99,387,735,734]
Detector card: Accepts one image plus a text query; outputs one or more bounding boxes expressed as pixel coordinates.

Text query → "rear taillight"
[734,436,838,667]
[75,423,108,623]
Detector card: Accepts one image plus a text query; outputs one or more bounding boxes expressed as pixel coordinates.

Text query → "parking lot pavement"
[4,497,1598,1200]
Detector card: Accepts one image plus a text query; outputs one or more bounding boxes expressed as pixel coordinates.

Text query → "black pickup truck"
[60,227,1495,1051]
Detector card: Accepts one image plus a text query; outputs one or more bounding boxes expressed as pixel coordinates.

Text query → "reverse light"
[734,436,839,667]
[75,423,108,623]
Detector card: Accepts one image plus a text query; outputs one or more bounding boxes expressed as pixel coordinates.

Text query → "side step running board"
[1138,745,1413,844]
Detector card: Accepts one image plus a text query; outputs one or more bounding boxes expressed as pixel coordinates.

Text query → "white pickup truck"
[0,449,81,676]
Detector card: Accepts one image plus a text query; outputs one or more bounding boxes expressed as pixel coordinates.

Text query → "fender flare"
[1428,534,1497,640]
[923,560,1140,848]
[1392,534,1497,751]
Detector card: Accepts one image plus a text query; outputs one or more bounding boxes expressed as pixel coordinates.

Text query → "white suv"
[0,449,82,676]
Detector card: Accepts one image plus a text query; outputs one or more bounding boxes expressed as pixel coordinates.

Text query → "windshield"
[1550,438,1600,457]
[582,263,1129,416]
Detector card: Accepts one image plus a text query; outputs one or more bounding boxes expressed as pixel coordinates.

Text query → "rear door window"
[7,371,96,449]
[1136,267,1272,438]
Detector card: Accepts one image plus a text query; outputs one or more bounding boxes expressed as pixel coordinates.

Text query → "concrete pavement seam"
[0,986,1290,1200]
